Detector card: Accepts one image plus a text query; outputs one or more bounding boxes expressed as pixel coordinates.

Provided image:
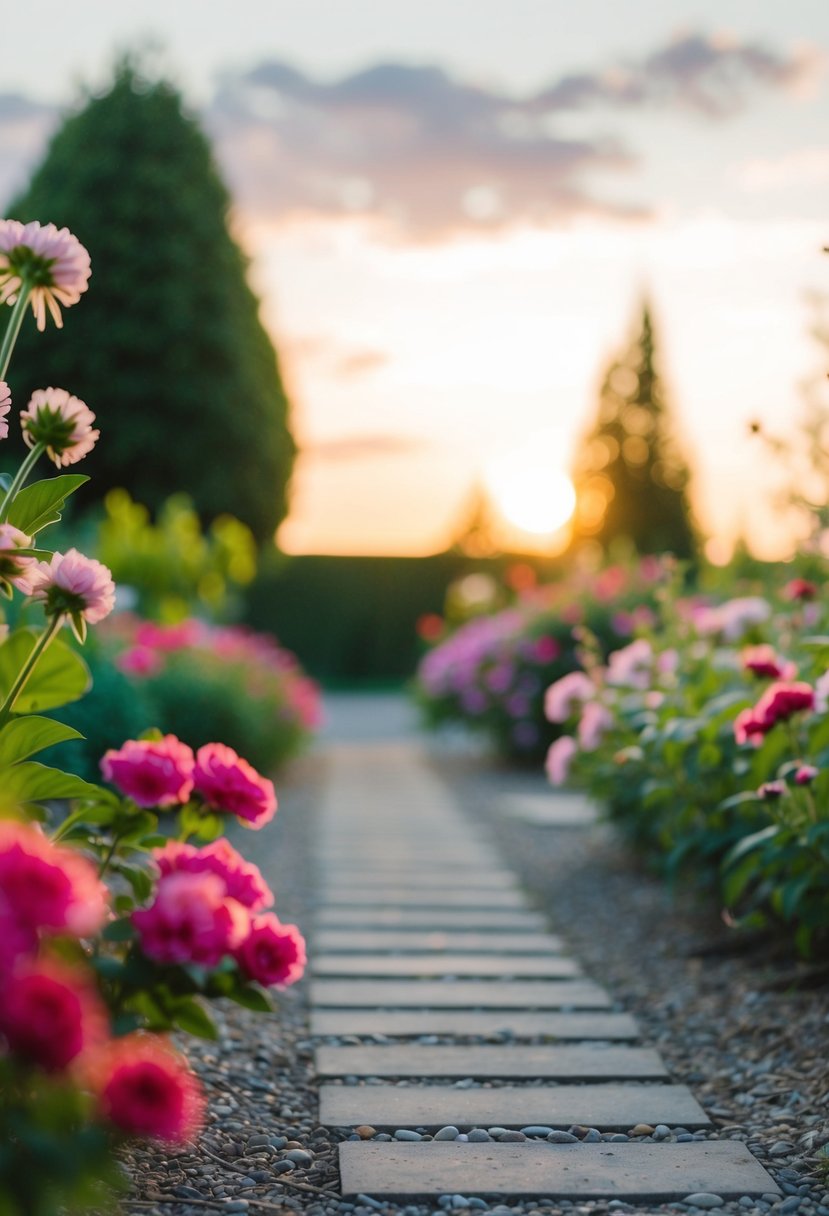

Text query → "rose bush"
[0,217,307,1215]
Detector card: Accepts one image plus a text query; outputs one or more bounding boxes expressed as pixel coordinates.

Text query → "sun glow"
[484,438,577,547]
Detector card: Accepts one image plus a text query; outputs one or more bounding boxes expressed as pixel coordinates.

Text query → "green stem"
[0,285,31,381]
[97,830,123,880]
[0,615,62,728]
[0,440,45,523]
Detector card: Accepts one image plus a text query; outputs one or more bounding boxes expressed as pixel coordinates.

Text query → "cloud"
[303,433,432,460]
[206,32,817,238]
[0,93,59,206]
[731,147,829,192]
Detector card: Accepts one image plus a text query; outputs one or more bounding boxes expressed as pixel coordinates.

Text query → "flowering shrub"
[0,218,307,1214]
[414,561,666,759]
[543,577,829,954]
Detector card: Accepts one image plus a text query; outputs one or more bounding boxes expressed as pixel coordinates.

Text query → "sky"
[2,1,828,559]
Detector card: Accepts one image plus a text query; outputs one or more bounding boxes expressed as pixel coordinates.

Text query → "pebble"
[497,1131,527,1142]
[395,1129,423,1141]
[629,1123,655,1136]
[272,1160,295,1174]
[653,1124,671,1140]
[222,1203,249,1213]
[770,1142,796,1156]
[434,1126,460,1141]
[521,1125,556,1137]
[547,1131,579,1143]
[356,1196,386,1211]
[283,1148,313,1166]
[355,1125,376,1140]
[582,1129,602,1143]
[173,1186,203,1200]
[682,1195,725,1209]
[778,1200,802,1215]
[467,1129,492,1142]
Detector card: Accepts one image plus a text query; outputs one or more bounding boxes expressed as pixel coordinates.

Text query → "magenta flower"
[21,548,115,636]
[0,959,108,1072]
[0,381,10,440]
[95,1035,205,1143]
[742,645,797,681]
[545,734,577,786]
[132,871,249,966]
[754,681,815,729]
[0,820,108,938]
[193,743,277,829]
[0,219,91,330]
[235,913,306,987]
[783,578,817,602]
[115,645,163,677]
[154,839,274,911]
[20,388,99,466]
[794,764,818,785]
[101,736,195,807]
[758,780,786,800]
[734,707,767,747]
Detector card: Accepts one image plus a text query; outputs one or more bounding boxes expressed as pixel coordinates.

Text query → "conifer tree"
[571,303,697,559]
[6,62,295,544]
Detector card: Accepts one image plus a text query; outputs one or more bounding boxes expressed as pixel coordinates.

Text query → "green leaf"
[723,824,781,868]
[0,715,83,765]
[0,628,91,712]
[102,917,137,943]
[226,983,273,1013]
[0,761,102,803]
[6,474,89,535]
[168,996,218,1040]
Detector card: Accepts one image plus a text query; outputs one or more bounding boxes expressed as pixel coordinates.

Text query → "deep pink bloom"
[794,764,818,785]
[578,700,614,751]
[101,736,195,807]
[533,635,561,663]
[235,913,306,987]
[0,820,107,937]
[742,645,797,681]
[754,681,815,729]
[544,671,594,723]
[115,645,163,677]
[20,387,99,467]
[758,780,786,800]
[0,219,91,330]
[0,381,10,440]
[783,578,817,602]
[132,871,249,966]
[96,1035,205,1142]
[154,838,273,911]
[545,735,577,786]
[734,707,767,746]
[193,743,276,829]
[0,897,37,975]
[20,548,115,624]
[0,959,108,1072]
[134,620,204,652]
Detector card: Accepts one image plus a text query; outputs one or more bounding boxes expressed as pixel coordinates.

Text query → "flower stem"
[0,615,62,727]
[0,286,31,380]
[0,440,46,522]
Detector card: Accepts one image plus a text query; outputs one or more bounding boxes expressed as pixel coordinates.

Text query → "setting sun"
[485,441,577,543]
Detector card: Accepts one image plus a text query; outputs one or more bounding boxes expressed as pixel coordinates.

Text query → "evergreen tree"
[570,303,697,559]
[6,62,295,544]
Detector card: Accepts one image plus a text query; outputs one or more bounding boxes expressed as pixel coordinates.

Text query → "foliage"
[571,303,697,560]
[7,62,295,543]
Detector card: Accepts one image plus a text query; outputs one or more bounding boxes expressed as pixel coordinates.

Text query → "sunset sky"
[2,1,828,559]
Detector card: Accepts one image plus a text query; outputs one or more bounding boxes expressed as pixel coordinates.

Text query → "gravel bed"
[119,733,829,1216]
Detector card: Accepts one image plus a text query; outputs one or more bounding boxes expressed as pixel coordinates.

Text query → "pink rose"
[0,959,108,1072]
[95,1035,204,1142]
[545,735,577,786]
[101,735,195,807]
[153,839,273,911]
[235,913,306,987]
[0,820,107,938]
[132,871,249,966]
[193,743,276,829]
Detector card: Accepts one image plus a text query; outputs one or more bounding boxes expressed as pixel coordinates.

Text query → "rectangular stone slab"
[501,792,600,828]
[311,979,610,1009]
[338,1141,779,1200]
[311,955,581,979]
[315,909,548,931]
[320,888,526,909]
[319,1083,710,1131]
[314,931,565,955]
[315,1044,667,1080]
[310,1010,639,1039]
[318,871,518,890]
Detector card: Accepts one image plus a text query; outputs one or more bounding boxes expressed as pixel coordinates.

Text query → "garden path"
[310,697,780,1203]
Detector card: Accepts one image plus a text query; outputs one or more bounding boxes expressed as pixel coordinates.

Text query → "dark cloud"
[304,433,431,460]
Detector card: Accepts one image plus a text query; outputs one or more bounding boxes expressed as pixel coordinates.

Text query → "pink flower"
[134,620,204,652]
[533,635,561,663]
[193,743,276,829]
[0,959,108,1072]
[695,596,771,641]
[754,681,815,729]
[115,645,163,677]
[21,548,115,630]
[0,897,37,975]
[545,735,577,786]
[783,578,817,602]
[815,670,829,713]
[544,671,594,723]
[795,764,818,785]
[0,219,91,330]
[0,522,35,593]
[606,639,653,690]
[742,645,797,681]
[154,839,273,911]
[235,913,306,987]
[95,1035,204,1143]
[758,780,786,800]
[734,707,767,747]
[20,387,99,467]
[132,871,249,966]
[0,820,107,938]
[578,700,614,751]
[0,381,10,440]
[101,736,195,807]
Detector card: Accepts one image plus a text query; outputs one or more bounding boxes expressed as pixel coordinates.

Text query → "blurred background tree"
[6,60,295,545]
[570,302,697,560]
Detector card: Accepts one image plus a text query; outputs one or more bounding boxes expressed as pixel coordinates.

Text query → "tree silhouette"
[571,302,697,559]
[7,62,295,544]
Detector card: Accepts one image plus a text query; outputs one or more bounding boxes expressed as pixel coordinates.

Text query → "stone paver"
[315,1043,668,1079]
[311,978,610,1009]
[318,869,519,889]
[310,1009,640,1038]
[314,908,548,930]
[311,953,581,978]
[338,1141,780,1201]
[319,1082,710,1131]
[501,791,600,827]
[314,930,565,955]
[319,887,527,909]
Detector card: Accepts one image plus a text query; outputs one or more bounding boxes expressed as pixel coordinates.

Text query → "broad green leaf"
[102,917,137,943]
[0,628,91,712]
[6,474,89,535]
[723,823,781,868]
[0,761,101,803]
[168,996,218,1040]
[0,715,83,765]
[226,983,273,1013]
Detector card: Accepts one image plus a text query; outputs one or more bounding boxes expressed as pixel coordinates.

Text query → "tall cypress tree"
[570,303,697,559]
[6,62,295,544]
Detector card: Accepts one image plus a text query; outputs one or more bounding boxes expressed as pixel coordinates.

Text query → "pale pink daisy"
[0,381,10,440]
[0,219,91,330]
[20,387,99,467]
[22,548,115,638]
[0,522,35,595]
